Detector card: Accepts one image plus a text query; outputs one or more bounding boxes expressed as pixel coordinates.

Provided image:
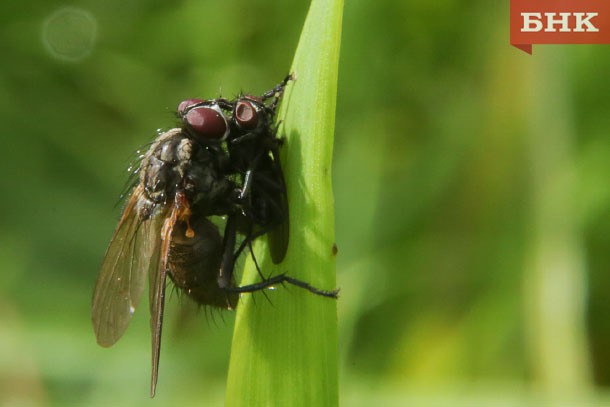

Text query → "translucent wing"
[92,185,162,347]
[149,201,179,397]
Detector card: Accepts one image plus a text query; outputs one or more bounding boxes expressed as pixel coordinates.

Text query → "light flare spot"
[42,7,97,62]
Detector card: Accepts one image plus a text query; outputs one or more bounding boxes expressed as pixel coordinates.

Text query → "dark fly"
[215,76,292,290]
[92,77,338,398]
[226,76,291,264]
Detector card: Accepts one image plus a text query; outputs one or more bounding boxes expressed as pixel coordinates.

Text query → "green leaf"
[225,0,343,405]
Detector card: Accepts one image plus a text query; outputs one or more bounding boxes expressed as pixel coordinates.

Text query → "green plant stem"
[225,0,343,406]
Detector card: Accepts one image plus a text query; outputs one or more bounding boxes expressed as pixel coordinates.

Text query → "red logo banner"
[510,0,610,54]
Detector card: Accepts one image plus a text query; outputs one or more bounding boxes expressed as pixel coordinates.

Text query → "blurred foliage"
[1,0,610,406]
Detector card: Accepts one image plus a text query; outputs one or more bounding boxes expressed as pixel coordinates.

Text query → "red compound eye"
[235,100,259,129]
[185,107,227,139]
[177,98,205,115]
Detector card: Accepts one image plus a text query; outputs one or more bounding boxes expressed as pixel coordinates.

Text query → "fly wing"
[149,202,180,397]
[92,185,162,347]
[268,150,289,264]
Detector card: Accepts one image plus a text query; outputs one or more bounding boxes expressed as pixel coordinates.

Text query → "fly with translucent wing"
[91,75,338,397]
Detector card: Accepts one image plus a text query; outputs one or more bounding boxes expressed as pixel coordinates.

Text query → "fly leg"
[226,273,339,299]
[221,219,339,300]
[217,214,238,292]
[261,74,293,113]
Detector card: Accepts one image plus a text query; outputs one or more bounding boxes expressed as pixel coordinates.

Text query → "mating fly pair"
[91,75,338,396]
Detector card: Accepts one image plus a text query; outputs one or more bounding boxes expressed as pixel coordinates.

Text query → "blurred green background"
[2,0,610,406]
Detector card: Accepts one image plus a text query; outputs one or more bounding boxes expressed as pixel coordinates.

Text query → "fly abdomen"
[168,215,237,309]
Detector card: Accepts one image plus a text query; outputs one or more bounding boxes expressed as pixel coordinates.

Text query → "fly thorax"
[140,132,194,205]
